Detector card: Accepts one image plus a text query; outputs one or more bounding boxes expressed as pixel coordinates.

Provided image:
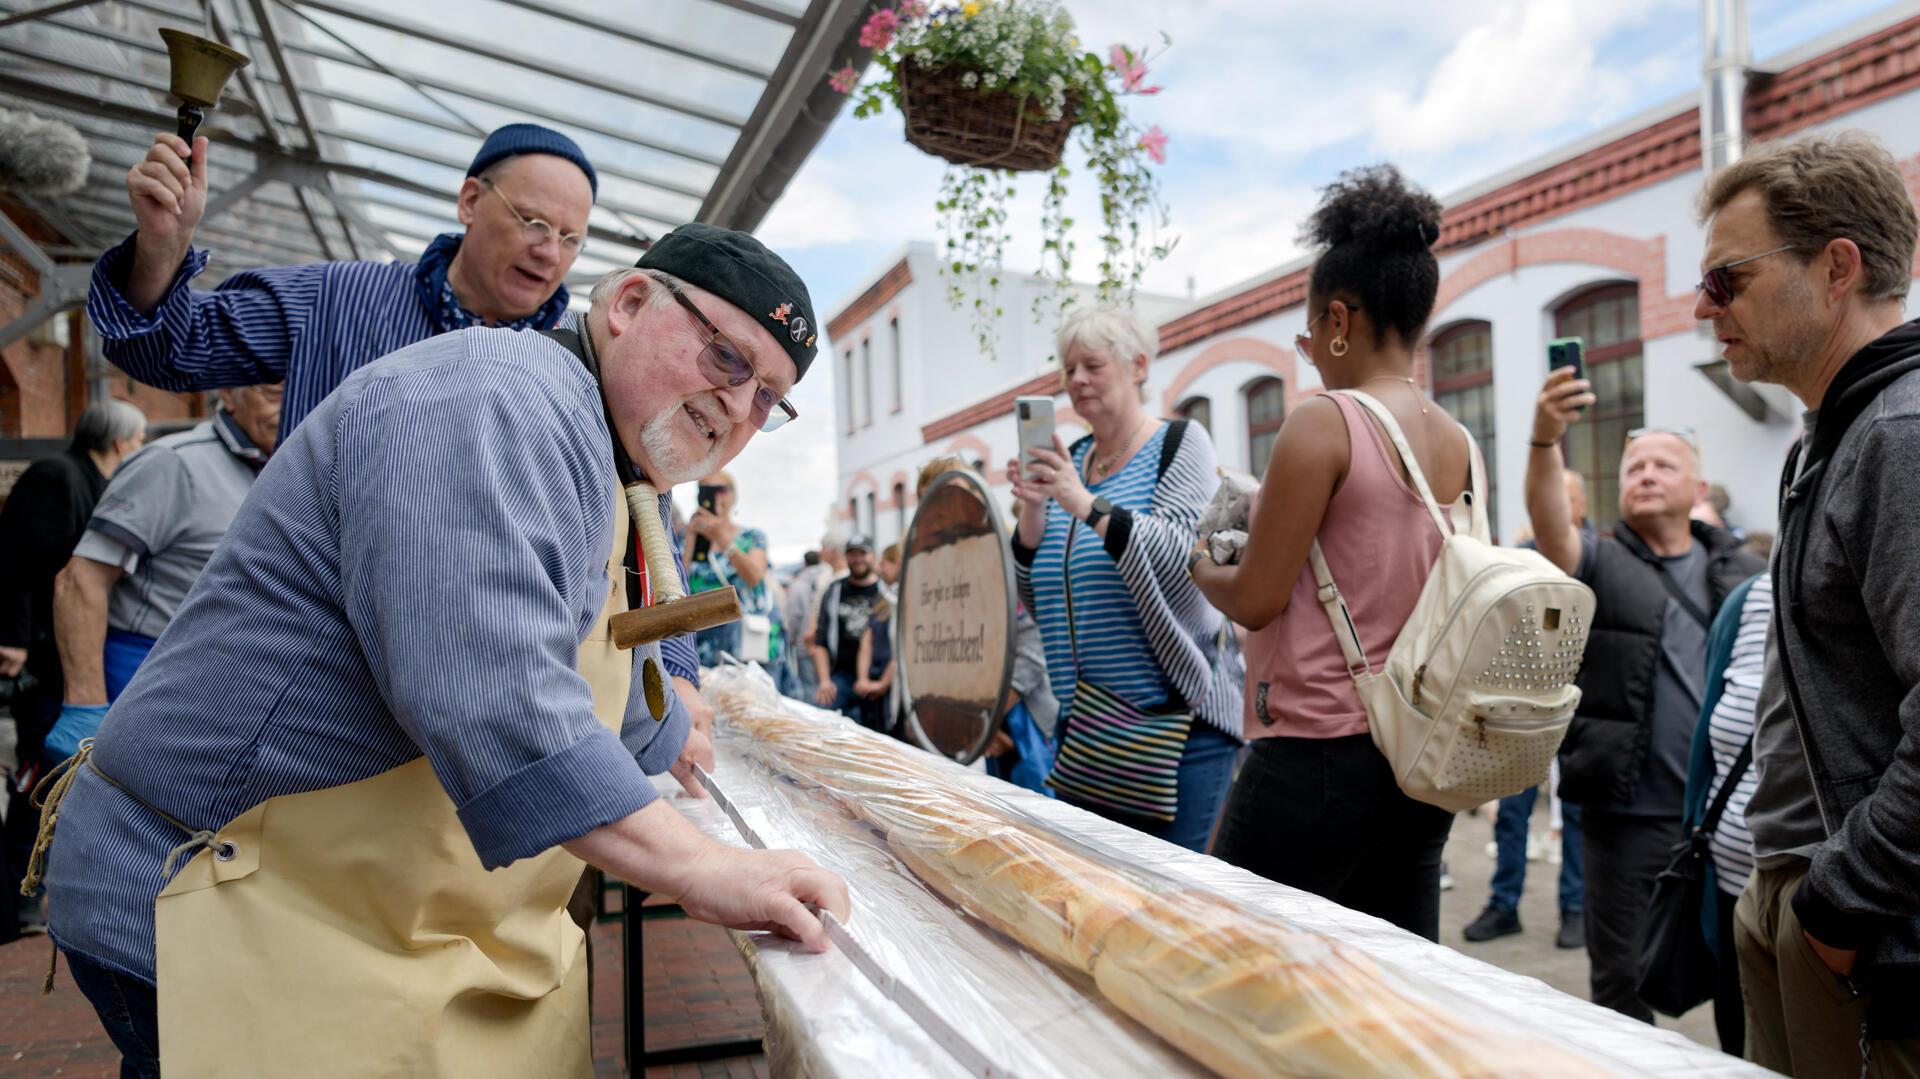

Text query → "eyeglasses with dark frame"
[665,285,799,433]
[1294,301,1361,363]
[1694,244,1797,306]
[481,178,587,255]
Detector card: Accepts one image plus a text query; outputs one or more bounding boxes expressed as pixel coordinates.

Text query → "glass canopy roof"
[0,0,864,298]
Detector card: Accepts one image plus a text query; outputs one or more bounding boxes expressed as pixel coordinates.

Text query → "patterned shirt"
[84,233,698,687]
[1704,572,1772,896]
[44,328,689,985]
[1029,425,1176,715]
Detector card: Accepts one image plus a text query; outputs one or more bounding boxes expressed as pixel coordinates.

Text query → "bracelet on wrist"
[1529,439,1558,449]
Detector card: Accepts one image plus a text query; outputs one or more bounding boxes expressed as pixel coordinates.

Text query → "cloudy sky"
[714,0,1908,562]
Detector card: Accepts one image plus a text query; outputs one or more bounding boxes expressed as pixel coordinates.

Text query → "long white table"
[650,713,1773,1079]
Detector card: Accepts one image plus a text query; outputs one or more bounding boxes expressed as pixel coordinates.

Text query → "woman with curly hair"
[1189,165,1473,939]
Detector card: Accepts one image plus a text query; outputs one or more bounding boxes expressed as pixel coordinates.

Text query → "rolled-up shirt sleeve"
[87,232,311,392]
[335,354,656,868]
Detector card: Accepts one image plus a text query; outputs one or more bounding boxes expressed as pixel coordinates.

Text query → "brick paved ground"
[0,889,766,1078]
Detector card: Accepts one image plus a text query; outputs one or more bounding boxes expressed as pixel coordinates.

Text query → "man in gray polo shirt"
[45,384,281,758]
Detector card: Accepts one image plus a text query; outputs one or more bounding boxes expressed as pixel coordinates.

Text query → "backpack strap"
[1327,389,1488,542]
[1308,539,1372,680]
[1157,419,1189,480]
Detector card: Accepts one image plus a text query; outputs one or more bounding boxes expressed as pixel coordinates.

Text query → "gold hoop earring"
[1330,336,1348,358]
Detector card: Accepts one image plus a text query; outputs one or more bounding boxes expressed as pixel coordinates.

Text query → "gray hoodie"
[1774,318,1920,1037]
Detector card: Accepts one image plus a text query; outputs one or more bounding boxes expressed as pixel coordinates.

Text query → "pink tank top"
[1242,392,1467,740]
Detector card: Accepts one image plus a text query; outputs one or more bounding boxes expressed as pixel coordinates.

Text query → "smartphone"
[1014,396,1055,479]
[692,483,723,562]
[1548,336,1586,383]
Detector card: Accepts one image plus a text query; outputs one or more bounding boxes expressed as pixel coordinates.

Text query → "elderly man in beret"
[36,224,844,1076]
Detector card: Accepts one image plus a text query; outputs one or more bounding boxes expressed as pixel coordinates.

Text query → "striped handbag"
[1045,518,1194,821]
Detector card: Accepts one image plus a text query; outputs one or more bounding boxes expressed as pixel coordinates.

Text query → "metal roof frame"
[1,0,873,358]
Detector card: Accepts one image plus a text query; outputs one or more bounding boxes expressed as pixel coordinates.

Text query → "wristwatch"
[1187,548,1212,576]
[1083,496,1114,528]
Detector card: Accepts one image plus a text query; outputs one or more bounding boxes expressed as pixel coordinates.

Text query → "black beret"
[637,223,818,382]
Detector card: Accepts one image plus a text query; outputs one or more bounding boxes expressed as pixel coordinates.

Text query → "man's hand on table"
[676,843,851,953]
[669,725,714,799]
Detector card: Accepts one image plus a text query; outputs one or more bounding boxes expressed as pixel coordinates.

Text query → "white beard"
[639,402,731,485]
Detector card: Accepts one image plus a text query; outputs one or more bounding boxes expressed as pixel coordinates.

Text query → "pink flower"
[828,65,858,93]
[1109,43,1160,95]
[897,0,928,17]
[859,9,898,49]
[1139,125,1168,165]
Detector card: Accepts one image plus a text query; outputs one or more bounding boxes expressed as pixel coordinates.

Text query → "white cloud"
[1369,0,1686,158]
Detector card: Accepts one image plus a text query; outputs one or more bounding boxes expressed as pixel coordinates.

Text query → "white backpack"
[1309,390,1593,812]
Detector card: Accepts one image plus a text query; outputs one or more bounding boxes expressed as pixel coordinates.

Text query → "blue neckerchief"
[212,405,269,471]
[412,232,570,335]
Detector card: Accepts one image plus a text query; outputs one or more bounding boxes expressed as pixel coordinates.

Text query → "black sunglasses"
[1696,245,1797,306]
[666,286,798,433]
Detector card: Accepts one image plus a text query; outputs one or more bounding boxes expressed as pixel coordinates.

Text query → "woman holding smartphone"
[1007,305,1243,852]
[685,471,783,678]
[1189,165,1468,940]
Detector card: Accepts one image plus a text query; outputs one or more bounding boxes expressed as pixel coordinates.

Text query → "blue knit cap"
[467,123,597,199]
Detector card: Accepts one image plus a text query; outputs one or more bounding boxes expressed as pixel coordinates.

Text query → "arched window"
[1244,377,1285,477]
[1175,395,1212,434]
[1430,321,1498,536]
[1553,284,1643,529]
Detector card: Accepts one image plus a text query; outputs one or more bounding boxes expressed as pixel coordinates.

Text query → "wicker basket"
[899,64,1075,172]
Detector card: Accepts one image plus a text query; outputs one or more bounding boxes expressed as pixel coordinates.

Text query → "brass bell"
[159,29,249,142]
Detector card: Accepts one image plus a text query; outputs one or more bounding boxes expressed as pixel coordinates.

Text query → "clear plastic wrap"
[692,665,1764,1079]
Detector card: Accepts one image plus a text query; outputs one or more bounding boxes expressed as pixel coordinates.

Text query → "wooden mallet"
[610,482,741,717]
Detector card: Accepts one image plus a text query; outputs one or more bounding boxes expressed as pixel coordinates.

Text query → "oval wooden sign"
[896,470,1015,763]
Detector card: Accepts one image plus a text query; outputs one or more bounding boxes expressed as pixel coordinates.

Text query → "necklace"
[1091,417,1152,480]
[1361,375,1429,414]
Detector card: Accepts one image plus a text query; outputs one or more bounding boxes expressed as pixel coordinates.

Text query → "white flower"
[961,71,978,88]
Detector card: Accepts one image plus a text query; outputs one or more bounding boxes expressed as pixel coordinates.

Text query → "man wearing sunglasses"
[35,223,846,1074]
[1526,378,1762,1026]
[1695,130,1920,1072]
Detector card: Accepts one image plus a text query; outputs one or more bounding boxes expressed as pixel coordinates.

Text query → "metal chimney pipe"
[1701,0,1750,173]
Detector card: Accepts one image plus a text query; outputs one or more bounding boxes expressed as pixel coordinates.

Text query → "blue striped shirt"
[44,327,689,985]
[84,233,698,686]
[1030,426,1176,715]
[1705,572,1771,895]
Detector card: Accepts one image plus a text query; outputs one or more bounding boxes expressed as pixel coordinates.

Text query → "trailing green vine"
[830,1,1171,358]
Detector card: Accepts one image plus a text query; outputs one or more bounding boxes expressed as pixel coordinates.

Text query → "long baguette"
[709,680,1608,1078]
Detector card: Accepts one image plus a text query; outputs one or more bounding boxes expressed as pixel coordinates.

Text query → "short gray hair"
[1055,304,1160,367]
[589,266,688,309]
[70,399,146,454]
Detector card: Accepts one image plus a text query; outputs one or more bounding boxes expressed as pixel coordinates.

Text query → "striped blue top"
[1704,572,1771,896]
[43,327,689,985]
[84,233,698,687]
[1030,426,1176,715]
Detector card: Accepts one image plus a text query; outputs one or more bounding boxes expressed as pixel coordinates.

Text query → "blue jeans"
[64,948,160,1078]
[1058,722,1238,853]
[1487,785,1584,914]
[983,702,1055,797]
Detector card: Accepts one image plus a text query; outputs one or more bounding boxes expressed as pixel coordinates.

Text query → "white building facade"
[830,11,1920,545]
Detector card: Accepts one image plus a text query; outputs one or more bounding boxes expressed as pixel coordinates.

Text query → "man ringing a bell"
[31,224,846,1076]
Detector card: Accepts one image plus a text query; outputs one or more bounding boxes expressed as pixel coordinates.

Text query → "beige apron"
[153,487,643,1077]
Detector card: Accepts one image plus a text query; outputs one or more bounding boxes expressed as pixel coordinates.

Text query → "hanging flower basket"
[898,63,1075,172]
[829,1,1172,359]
